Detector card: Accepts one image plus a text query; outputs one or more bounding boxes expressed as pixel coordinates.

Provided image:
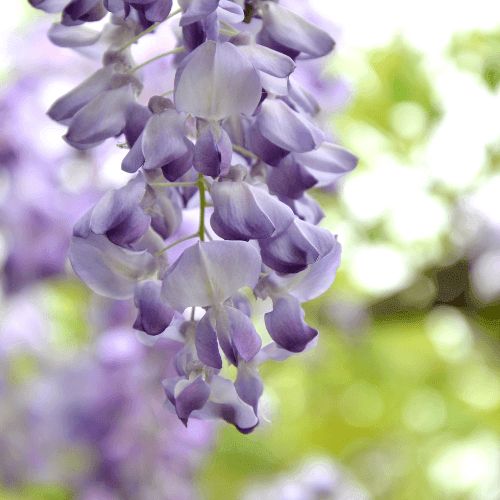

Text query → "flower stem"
[220,29,237,37]
[219,21,239,34]
[231,144,261,162]
[118,7,182,51]
[204,227,213,241]
[150,181,198,188]
[160,89,174,97]
[154,232,199,257]
[127,46,185,74]
[198,173,206,242]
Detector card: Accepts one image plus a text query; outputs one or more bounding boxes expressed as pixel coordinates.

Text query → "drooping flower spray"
[29,0,358,433]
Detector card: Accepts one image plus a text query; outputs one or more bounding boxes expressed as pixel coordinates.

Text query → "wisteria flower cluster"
[30,0,358,433]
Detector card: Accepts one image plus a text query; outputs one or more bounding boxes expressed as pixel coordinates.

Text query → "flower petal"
[257,99,324,153]
[210,180,294,240]
[223,306,262,363]
[267,155,317,200]
[264,295,318,353]
[68,233,157,299]
[29,0,68,13]
[47,65,115,123]
[161,241,262,312]
[195,310,222,369]
[175,374,211,424]
[161,137,194,181]
[142,109,188,171]
[259,218,335,274]
[246,121,290,167]
[143,0,173,22]
[295,143,359,186]
[201,375,259,433]
[237,44,296,78]
[133,281,175,336]
[260,2,335,58]
[234,362,263,415]
[106,206,151,247]
[90,172,146,234]
[121,130,145,173]
[194,121,231,178]
[217,0,244,23]
[174,40,261,121]
[179,0,218,26]
[268,238,342,302]
[65,84,135,148]
[47,22,101,47]
[258,71,290,96]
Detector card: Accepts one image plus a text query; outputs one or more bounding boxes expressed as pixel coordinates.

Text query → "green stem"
[198,173,206,242]
[231,144,261,162]
[150,181,198,188]
[204,227,213,241]
[220,21,239,34]
[118,7,182,52]
[127,46,185,74]
[160,89,174,97]
[220,29,237,37]
[154,232,198,257]
[190,307,196,321]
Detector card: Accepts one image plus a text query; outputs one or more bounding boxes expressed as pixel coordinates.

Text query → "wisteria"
[29,0,358,433]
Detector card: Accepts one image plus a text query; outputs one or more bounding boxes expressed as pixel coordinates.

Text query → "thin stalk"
[219,21,239,34]
[204,228,213,241]
[151,181,198,188]
[190,307,196,321]
[160,89,174,97]
[154,232,198,257]
[118,7,182,51]
[220,29,237,37]
[198,173,206,242]
[127,46,185,74]
[231,144,261,161]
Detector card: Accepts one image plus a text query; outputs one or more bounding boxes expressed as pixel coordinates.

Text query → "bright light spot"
[425,307,472,362]
[58,158,93,193]
[471,250,500,303]
[426,70,499,191]
[350,244,413,295]
[341,121,392,162]
[428,432,500,494]
[338,381,384,427]
[97,328,140,362]
[387,192,449,244]
[403,389,447,433]
[468,174,500,226]
[454,365,500,410]
[39,77,80,112]
[342,170,392,224]
[98,148,134,189]
[390,101,428,140]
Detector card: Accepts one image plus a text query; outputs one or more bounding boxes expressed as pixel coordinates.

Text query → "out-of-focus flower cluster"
[0,288,213,499]
[30,0,357,433]
[241,456,371,500]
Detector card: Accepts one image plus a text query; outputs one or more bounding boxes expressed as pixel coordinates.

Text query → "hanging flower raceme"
[31,0,359,434]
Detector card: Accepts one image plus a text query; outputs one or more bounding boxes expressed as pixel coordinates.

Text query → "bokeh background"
[1,1,500,499]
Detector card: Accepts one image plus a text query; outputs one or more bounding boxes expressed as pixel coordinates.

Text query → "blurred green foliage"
[449,28,500,91]
[200,311,500,500]
[328,37,442,159]
[199,34,500,500]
